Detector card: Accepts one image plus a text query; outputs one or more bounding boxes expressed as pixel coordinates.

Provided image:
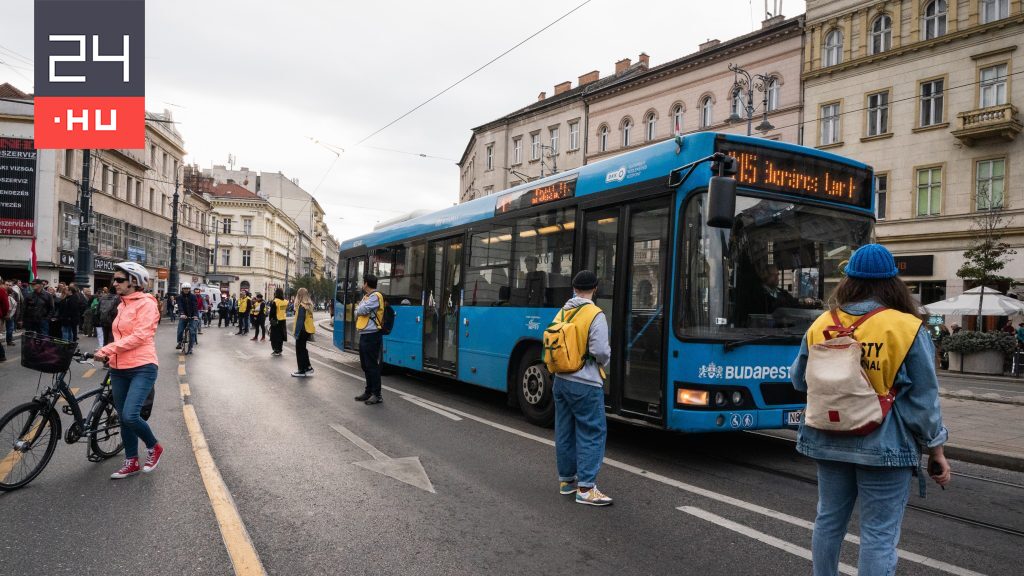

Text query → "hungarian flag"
[27,237,37,281]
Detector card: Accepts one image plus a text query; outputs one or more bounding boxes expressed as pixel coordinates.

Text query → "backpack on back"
[804,307,893,435]
[543,304,602,375]
[373,291,395,335]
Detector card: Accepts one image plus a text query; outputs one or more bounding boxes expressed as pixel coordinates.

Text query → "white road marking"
[306,356,985,576]
[329,423,435,493]
[678,506,857,575]
[397,395,463,421]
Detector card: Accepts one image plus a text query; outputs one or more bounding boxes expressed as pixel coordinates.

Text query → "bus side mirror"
[707,176,737,228]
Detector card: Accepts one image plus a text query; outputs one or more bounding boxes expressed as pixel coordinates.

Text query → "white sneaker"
[291,371,308,378]
[575,486,613,506]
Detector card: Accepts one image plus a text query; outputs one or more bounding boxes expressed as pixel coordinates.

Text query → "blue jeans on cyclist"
[176,317,196,351]
[109,363,159,460]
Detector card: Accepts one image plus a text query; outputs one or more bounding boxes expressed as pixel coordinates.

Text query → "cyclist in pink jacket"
[94,262,164,479]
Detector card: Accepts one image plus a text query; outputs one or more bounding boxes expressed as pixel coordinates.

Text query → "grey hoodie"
[556,296,611,388]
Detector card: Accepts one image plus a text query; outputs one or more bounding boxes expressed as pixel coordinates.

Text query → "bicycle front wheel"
[0,401,61,491]
[88,394,123,459]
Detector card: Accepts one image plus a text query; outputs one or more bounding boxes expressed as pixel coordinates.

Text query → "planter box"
[948,350,1005,375]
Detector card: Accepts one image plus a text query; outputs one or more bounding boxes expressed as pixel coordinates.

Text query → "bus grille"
[760,382,806,406]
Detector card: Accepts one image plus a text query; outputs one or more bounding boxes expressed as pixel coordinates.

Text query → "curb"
[939,389,1024,406]
[942,444,1024,473]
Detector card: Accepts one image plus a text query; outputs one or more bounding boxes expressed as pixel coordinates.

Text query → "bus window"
[371,248,393,297]
[391,242,425,305]
[511,208,575,307]
[680,194,871,339]
[466,227,512,306]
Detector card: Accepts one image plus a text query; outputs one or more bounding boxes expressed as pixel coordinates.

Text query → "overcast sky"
[1,0,806,242]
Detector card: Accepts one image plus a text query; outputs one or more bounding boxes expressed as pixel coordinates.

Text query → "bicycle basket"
[21,332,78,373]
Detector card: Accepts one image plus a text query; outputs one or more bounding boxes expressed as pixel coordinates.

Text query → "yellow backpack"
[543,304,603,375]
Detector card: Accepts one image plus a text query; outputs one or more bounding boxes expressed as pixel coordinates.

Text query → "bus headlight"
[714,391,726,406]
[731,391,744,405]
[677,388,709,406]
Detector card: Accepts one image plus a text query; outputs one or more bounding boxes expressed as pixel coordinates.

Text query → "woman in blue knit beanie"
[790,243,950,576]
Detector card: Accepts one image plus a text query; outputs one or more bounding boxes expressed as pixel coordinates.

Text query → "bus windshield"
[680,193,873,340]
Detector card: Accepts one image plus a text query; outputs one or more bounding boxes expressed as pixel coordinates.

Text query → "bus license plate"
[786,410,804,427]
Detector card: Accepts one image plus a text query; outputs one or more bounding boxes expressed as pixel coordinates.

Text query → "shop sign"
[0,137,37,237]
[895,255,933,277]
[60,250,118,272]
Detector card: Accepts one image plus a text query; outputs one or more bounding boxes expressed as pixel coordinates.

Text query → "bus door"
[343,256,366,352]
[582,197,670,422]
[423,236,463,374]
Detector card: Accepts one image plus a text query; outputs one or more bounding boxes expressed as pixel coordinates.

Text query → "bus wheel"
[516,352,554,427]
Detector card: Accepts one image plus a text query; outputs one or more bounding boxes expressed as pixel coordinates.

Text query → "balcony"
[951,103,1022,146]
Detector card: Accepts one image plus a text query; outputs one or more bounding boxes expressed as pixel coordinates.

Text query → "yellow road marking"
[82,368,96,379]
[0,415,47,484]
[177,364,266,575]
[57,388,79,405]
[178,364,186,376]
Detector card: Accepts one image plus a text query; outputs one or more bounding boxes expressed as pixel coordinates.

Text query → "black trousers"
[359,331,383,397]
[270,320,285,353]
[252,315,266,339]
[295,331,311,372]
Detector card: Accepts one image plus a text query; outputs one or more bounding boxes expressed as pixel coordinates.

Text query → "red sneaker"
[111,457,141,479]
[143,443,164,473]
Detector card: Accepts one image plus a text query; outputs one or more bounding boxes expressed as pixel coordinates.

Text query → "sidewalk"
[315,319,1024,471]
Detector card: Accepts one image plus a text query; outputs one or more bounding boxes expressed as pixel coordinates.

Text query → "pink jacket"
[98,291,160,369]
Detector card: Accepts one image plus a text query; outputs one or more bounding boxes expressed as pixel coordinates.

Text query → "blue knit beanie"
[845,244,899,279]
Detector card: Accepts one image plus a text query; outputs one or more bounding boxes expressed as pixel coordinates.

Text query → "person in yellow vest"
[291,287,316,377]
[269,288,288,356]
[250,293,266,342]
[790,244,950,576]
[235,290,251,335]
[354,274,386,405]
[552,270,612,506]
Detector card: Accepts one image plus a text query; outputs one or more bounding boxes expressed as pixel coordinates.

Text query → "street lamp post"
[74,150,93,288]
[168,171,182,294]
[726,63,776,136]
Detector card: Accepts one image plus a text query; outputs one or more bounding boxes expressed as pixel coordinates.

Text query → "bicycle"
[178,315,197,354]
[0,345,123,491]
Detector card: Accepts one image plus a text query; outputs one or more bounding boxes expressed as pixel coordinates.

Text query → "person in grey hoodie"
[553,270,613,506]
[353,274,384,405]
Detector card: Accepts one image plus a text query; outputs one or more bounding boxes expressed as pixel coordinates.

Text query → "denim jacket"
[790,300,948,468]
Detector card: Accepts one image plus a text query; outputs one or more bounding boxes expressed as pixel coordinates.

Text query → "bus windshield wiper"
[724,333,800,352]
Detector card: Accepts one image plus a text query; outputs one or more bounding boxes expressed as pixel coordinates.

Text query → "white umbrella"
[923,286,1024,316]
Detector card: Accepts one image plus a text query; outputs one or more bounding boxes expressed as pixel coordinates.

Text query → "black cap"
[572,270,598,290]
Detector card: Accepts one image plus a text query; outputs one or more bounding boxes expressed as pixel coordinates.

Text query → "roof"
[0,83,31,99]
[210,182,263,200]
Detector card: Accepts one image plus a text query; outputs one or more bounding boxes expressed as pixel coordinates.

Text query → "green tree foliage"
[956,191,1016,288]
[289,275,337,304]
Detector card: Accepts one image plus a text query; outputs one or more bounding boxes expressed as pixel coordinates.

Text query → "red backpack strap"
[822,306,888,340]
[848,307,888,331]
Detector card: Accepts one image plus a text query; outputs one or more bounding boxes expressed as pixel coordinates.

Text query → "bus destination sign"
[716,141,872,209]
[495,178,577,215]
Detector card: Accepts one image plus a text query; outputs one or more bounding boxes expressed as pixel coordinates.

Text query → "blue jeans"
[812,460,913,576]
[5,317,13,343]
[553,376,606,488]
[61,325,75,342]
[109,363,159,460]
[176,318,196,350]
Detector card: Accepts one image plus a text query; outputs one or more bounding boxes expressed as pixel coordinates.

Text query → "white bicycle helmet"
[180,281,192,290]
[114,261,150,287]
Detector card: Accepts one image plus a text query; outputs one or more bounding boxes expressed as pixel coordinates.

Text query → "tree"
[289,274,336,305]
[956,184,1016,329]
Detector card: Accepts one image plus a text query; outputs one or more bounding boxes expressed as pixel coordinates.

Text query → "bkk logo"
[699,362,790,380]
[33,0,145,149]
[605,167,626,183]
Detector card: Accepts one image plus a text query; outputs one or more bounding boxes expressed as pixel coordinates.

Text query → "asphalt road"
[1,321,1023,576]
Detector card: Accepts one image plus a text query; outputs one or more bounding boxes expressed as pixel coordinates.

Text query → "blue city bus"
[335,132,873,432]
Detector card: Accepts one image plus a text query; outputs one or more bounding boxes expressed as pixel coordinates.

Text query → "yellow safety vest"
[355,291,385,331]
[806,308,922,395]
[273,298,288,321]
[238,296,250,313]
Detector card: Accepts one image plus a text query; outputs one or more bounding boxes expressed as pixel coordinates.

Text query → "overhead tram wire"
[352,0,595,147]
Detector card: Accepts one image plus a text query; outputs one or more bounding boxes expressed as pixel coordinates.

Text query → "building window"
[823,29,843,67]
[622,118,632,147]
[63,149,75,178]
[976,159,1005,210]
[126,177,133,203]
[867,91,889,136]
[162,152,168,177]
[644,112,656,141]
[161,194,167,216]
[875,174,888,220]
[731,87,747,119]
[220,248,230,266]
[241,249,251,267]
[485,144,493,171]
[531,132,540,160]
[568,121,579,150]
[243,218,253,235]
[766,78,780,111]
[980,0,1008,24]
[222,219,232,234]
[920,79,944,126]
[869,15,892,55]
[916,167,942,216]
[820,103,840,145]
[149,187,154,211]
[549,126,559,154]
[598,125,609,152]
[672,105,684,133]
[922,1,947,40]
[173,159,178,179]
[138,181,143,208]
[512,137,522,164]
[150,144,156,167]
[980,64,1008,107]
[699,97,713,128]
